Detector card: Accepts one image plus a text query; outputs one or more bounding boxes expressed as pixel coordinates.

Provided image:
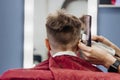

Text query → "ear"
[45,38,51,51]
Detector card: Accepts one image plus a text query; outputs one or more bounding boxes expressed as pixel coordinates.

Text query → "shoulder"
[0,68,53,80]
[33,59,49,70]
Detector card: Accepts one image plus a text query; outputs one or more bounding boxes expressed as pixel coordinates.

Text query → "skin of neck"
[45,38,78,55]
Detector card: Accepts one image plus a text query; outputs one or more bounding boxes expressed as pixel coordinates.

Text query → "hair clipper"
[80,15,116,56]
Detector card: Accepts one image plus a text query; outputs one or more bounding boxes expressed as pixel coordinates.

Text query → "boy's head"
[45,10,82,53]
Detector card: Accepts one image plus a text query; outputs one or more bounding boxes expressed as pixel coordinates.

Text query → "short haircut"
[46,10,82,50]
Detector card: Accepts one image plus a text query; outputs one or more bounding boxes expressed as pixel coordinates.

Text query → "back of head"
[46,10,82,50]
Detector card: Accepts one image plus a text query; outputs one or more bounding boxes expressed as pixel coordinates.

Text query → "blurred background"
[0,0,120,74]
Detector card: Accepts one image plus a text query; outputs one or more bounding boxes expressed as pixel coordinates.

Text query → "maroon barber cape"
[1,55,120,80]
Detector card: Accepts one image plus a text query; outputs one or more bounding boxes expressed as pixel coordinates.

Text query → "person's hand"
[78,40,116,68]
[92,35,120,57]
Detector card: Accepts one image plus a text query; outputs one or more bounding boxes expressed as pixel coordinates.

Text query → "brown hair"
[46,10,82,50]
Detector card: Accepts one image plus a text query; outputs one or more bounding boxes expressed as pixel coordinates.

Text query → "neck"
[52,51,77,57]
[50,48,78,56]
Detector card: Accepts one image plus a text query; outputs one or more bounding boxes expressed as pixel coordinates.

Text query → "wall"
[0,0,24,74]
[97,8,120,72]
[98,8,120,48]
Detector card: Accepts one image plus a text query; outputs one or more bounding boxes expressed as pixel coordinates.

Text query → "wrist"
[108,59,120,72]
[118,66,120,73]
[103,54,116,68]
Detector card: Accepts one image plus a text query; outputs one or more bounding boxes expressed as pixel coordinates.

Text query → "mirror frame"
[24,0,98,68]
[24,0,34,68]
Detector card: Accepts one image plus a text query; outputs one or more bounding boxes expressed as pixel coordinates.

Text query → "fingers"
[92,35,104,42]
[92,36,119,51]
[92,35,120,55]
[81,51,101,64]
[92,35,113,47]
[78,41,91,52]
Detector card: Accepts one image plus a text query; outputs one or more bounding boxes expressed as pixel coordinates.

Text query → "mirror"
[24,0,98,68]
